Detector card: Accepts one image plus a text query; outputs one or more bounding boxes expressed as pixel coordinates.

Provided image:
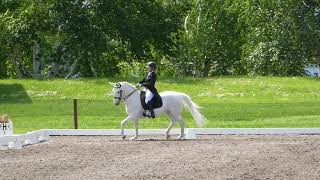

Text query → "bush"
[158,57,177,77]
[117,61,146,78]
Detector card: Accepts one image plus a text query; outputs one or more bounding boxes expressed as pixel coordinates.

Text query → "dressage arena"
[1,133,320,179]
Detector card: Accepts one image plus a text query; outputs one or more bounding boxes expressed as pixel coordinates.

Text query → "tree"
[0,0,56,78]
[176,0,242,76]
[0,0,319,78]
[237,0,320,75]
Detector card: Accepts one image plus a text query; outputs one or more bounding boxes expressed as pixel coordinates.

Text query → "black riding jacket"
[139,71,159,95]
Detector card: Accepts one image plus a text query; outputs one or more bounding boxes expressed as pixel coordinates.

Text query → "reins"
[121,89,138,102]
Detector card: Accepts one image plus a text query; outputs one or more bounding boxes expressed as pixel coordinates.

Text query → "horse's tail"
[182,94,207,127]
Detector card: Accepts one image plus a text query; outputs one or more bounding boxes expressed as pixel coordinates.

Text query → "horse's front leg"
[130,119,139,140]
[121,117,131,140]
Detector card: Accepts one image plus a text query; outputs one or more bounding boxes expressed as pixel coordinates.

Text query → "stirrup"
[142,110,155,118]
[149,110,155,118]
[147,114,155,118]
[142,110,147,117]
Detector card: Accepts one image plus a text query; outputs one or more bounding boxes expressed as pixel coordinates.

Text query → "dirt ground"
[0,135,319,180]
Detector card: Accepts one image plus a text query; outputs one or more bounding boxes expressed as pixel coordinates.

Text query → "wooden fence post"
[73,99,78,129]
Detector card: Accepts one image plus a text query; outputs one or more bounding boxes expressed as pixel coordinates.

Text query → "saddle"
[140,91,163,110]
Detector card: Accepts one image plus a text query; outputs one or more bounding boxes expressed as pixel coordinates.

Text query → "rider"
[136,61,158,118]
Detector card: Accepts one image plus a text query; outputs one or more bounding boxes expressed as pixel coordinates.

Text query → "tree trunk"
[9,58,23,78]
[60,47,68,76]
[33,40,41,79]
[51,62,59,78]
[315,48,320,64]
[0,59,7,78]
[9,48,23,78]
[65,59,78,79]
[202,58,211,77]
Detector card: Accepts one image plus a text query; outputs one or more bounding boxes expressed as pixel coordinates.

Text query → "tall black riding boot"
[146,102,155,118]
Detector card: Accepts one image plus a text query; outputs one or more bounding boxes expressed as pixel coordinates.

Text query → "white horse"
[111,82,206,140]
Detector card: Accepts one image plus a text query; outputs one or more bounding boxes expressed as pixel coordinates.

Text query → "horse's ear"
[108,82,114,86]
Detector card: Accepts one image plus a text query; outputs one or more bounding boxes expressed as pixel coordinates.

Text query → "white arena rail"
[0,130,49,149]
[46,128,320,136]
[1,128,320,149]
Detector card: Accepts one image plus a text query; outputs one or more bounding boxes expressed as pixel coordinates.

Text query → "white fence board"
[1,128,320,150]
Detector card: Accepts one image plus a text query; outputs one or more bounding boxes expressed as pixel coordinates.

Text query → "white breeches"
[145,89,154,104]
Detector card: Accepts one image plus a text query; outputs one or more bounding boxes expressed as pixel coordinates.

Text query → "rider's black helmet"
[147,61,156,69]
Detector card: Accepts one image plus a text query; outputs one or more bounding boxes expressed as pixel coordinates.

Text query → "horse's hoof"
[130,136,137,140]
[166,135,171,140]
[177,136,185,140]
[122,135,126,140]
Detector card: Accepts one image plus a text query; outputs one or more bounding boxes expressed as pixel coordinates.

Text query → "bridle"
[113,83,138,103]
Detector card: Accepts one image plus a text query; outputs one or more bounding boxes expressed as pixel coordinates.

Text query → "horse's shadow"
[136,138,187,142]
[134,139,209,142]
[121,137,205,142]
[110,136,209,142]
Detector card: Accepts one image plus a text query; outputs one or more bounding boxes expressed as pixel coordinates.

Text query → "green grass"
[1,76,320,134]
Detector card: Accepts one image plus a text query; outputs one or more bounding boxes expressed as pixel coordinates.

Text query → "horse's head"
[111,82,123,106]
[110,82,136,106]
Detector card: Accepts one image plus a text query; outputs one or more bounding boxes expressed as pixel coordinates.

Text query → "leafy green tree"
[0,0,56,78]
[176,0,242,76]
[0,0,319,78]
[237,0,319,75]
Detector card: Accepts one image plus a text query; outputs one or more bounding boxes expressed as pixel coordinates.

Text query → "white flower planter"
[0,120,13,136]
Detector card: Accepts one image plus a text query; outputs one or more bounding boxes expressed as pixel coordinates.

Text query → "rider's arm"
[139,79,146,84]
[140,73,156,89]
[139,74,148,84]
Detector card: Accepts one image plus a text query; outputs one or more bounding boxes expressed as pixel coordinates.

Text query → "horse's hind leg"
[177,116,185,140]
[165,112,176,140]
[165,121,175,140]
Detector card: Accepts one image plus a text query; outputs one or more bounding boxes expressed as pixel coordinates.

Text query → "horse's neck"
[123,89,141,113]
[122,83,140,105]
[122,83,135,96]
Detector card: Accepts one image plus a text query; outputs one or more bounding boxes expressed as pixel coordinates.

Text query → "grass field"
[1,77,320,134]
